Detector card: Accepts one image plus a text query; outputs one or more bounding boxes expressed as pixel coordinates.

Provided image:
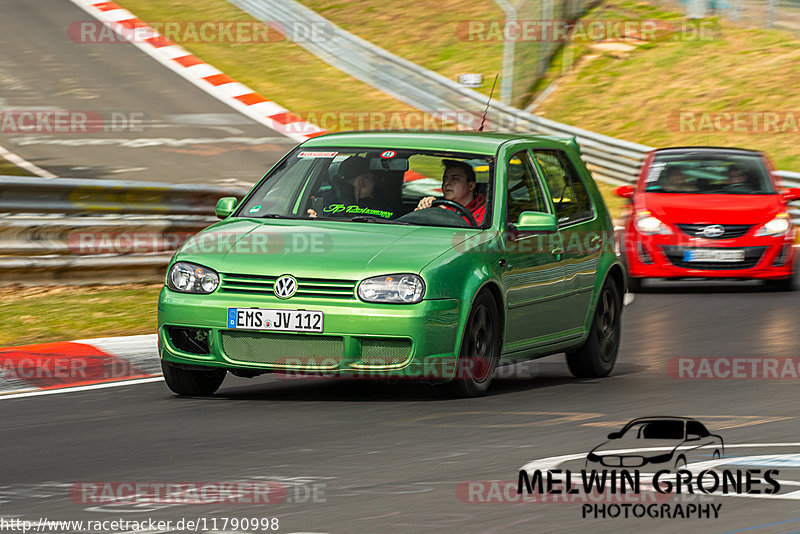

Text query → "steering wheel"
[432,199,477,227]
[723,182,753,192]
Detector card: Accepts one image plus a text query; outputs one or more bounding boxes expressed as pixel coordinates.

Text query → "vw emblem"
[702,225,725,238]
[274,275,298,299]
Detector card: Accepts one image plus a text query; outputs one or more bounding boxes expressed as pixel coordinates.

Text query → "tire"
[566,277,622,378]
[161,360,226,396]
[446,291,501,397]
[626,275,643,293]
[764,275,795,291]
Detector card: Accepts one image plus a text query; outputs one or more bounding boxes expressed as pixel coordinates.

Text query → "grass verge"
[295,0,504,96]
[0,157,34,176]
[536,0,800,170]
[0,285,162,347]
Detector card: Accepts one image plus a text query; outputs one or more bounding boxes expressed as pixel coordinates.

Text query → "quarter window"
[533,150,593,225]
[505,151,548,223]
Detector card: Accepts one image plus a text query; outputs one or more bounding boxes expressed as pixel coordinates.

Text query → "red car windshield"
[644,153,775,194]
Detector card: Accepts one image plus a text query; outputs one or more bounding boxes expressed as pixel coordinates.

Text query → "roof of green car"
[300,130,575,155]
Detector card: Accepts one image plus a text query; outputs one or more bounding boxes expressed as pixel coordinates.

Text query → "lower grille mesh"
[359,338,412,365]
[221,331,343,366]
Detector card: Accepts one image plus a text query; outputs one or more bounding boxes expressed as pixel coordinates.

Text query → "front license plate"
[683,249,745,262]
[227,308,323,332]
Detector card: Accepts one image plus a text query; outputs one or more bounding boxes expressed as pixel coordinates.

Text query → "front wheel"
[161,360,226,396]
[446,291,501,397]
[764,275,796,292]
[566,277,622,378]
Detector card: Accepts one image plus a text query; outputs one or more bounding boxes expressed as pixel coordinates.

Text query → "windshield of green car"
[234,147,494,228]
[644,152,775,194]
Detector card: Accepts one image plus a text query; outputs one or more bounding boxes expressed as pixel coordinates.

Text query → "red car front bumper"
[621,224,796,280]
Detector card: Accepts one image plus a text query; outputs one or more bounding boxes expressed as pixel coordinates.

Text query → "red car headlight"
[754,213,791,237]
[635,210,673,235]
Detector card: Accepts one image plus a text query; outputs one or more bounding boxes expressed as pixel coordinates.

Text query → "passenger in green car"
[307,156,396,219]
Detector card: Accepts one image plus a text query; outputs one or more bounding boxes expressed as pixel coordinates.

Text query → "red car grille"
[676,224,753,239]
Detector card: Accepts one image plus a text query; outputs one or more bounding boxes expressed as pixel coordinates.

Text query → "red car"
[617,147,800,291]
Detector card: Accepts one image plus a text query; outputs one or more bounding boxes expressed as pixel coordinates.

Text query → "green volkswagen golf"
[158,131,625,397]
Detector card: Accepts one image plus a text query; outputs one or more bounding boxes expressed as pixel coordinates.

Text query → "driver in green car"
[415,159,486,225]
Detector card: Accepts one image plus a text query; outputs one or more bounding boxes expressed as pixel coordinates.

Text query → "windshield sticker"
[248,205,262,214]
[298,151,338,158]
[322,204,393,219]
[380,150,397,159]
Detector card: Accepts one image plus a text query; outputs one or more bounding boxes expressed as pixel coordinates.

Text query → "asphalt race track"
[0,0,294,184]
[3,280,799,534]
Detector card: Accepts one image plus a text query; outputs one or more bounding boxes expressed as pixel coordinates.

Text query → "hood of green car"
[175,218,479,279]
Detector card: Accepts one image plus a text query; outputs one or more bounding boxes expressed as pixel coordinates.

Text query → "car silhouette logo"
[585,417,724,470]
[702,225,726,238]
[274,275,298,299]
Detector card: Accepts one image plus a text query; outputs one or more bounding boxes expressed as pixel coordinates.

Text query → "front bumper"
[622,225,795,280]
[158,288,462,381]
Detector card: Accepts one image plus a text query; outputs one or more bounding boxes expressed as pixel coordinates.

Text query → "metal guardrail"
[0,177,248,284]
[0,176,248,216]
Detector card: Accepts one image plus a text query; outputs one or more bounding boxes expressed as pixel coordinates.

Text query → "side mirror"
[781,187,800,202]
[514,211,557,233]
[216,197,238,219]
[607,432,622,440]
[686,433,701,441]
[615,185,635,199]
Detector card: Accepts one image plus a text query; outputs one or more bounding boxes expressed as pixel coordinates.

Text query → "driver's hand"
[307,209,317,218]
[415,196,435,210]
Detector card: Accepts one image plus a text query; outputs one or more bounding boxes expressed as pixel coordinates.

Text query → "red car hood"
[639,193,783,225]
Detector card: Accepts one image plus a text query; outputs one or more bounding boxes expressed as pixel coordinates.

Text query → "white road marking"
[0,377,163,400]
[0,142,56,178]
[624,293,634,306]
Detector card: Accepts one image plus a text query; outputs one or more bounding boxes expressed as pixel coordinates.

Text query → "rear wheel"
[566,277,622,378]
[446,291,501,397]
[161,361,226,396]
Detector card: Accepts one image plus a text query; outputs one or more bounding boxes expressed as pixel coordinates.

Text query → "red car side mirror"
[615,185,635,199]
[781,187,800,202]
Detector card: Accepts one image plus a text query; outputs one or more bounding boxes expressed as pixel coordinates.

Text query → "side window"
[687,421,710,437]
[505,151,548,223]
[533,150,593,225]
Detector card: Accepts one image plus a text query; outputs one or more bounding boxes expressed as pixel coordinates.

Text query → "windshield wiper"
[253,214,298,219]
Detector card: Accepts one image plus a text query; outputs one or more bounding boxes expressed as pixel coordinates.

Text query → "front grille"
[676,224,753,239]
[220,273,356,300]
[661,246,766,270]
[359,338,413,366]
[221,331,343,367]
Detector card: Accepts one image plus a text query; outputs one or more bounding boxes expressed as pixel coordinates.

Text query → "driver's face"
[442,167,475,205]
